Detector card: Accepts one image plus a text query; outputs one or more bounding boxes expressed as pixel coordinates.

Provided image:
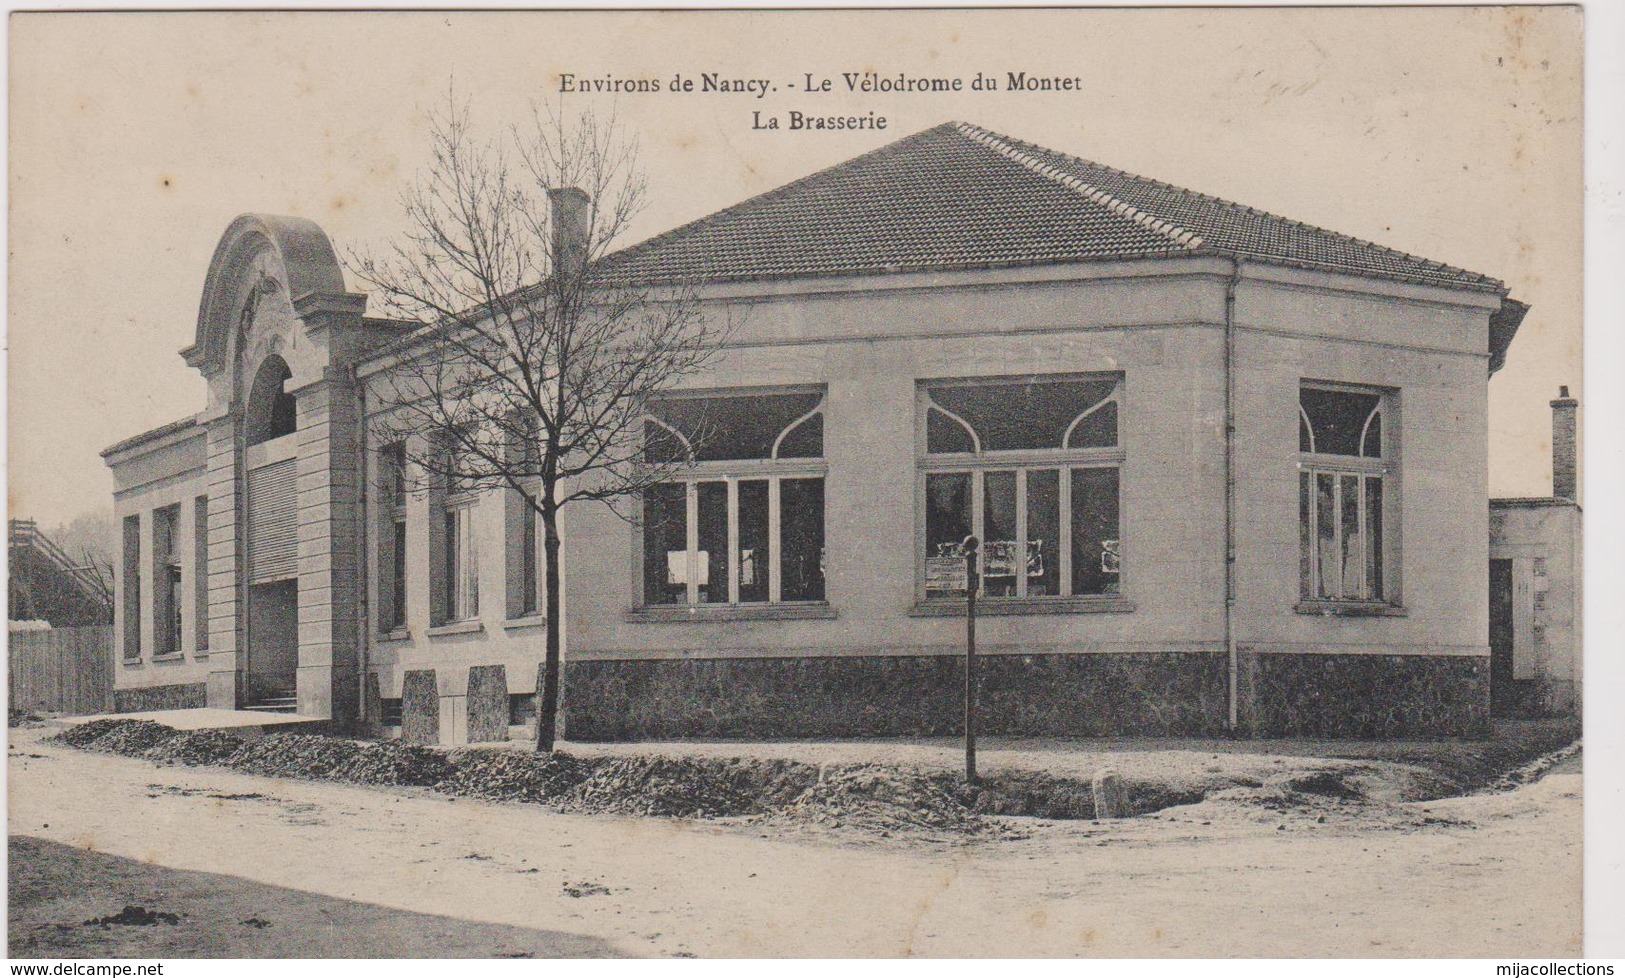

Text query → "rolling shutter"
[248,459,299,583]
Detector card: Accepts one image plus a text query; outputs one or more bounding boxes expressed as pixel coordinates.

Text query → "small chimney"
[1550,385,1578,501]
[548,187,591,283]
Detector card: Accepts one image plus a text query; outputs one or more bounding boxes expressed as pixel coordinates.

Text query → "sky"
[6,7,1583,529]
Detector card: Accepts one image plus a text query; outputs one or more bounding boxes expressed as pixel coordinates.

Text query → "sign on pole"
[925,555,968,593]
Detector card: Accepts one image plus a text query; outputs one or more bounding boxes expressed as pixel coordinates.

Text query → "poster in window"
[1101,539,1121,575]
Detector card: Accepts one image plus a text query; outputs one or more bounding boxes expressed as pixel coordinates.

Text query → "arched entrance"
[243,354,300,708]
[187,213,367,723]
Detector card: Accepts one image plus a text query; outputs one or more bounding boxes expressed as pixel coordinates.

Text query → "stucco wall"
[109,428,211,695]
[1489,501,1581,714]
[363,260,1236,704]
[112,250,1504,740]
[1232,270,1495,656]
[351,259,1502,739]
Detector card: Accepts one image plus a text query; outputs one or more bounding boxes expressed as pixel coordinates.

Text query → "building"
[9,518,113,629]
[103,121,1536,740]
[1488,389,1582,718]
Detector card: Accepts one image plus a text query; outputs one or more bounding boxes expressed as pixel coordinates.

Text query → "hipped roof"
[600,121,1507,294]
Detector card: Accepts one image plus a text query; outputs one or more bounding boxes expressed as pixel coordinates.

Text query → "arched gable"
[183,214,345,375]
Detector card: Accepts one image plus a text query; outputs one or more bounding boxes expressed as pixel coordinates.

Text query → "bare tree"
[48,511,116,616]
[348,95,726,751]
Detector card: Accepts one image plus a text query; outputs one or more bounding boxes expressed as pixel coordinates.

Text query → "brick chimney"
[548,187,591,283]
[1550,385,1578,501]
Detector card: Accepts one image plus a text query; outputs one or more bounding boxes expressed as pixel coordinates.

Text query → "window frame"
[636,386,829,611]
[121,513,141,662]
[427,433,483,629]
[915,374,1129,608]
[193,495,210,652]
[152,503,184,656]
[374,441,410,636]
[1296,380,1401,613]
[506,476,544,621]
[442,492,480,624]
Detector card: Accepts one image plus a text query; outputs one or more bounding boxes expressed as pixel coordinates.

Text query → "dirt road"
[7,727,1581,957]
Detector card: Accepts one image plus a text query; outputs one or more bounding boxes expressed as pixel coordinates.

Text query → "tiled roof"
[599,122,1504,293]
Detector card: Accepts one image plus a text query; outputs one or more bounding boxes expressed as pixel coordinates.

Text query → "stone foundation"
[561,652,1229,741]
[114,683,207,713]
[1239,651,1490,738]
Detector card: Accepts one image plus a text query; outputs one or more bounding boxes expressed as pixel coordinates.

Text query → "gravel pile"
[778,765,986,834]
[224,734,365,781]
[438,748,590,803]
[83,720,180,755]
[142,729,245,767]
[53,718,135,747]
[704,757,822,809]
[329,742,456,787]
[48,719,1099,837]
[567,756,759,818]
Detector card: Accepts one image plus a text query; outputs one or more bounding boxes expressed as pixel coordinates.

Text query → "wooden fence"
[8,625,113,715]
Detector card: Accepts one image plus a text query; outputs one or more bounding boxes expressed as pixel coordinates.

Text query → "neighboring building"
[8,518,113,628]
[103,121,1534,740]
[1488,389,1582,718]
[8,519,116,715]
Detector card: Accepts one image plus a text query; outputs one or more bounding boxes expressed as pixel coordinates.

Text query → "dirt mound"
[69,720,180,755]
[1279,768,1366,800]
[329,742,456,787]
[1483,741,1582,793]
[224,734,365,781]
[143,730,244,767]
[779,765,985,834]
[83,906,181,928]
[438,749,590,803]
[52,718,137,747]
[1171,764,1471,832]
[567,757,759,818]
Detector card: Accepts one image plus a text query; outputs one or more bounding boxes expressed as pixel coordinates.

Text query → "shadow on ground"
[7,836,619,958]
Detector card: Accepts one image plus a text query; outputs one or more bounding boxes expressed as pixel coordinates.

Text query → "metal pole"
[963,534,980,785]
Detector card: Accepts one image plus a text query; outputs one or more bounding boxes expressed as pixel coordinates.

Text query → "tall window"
[430,439,480,625]
[443,500,479,622]
[152,505,183,654]
[193,496,210,652]
[506,490,542,618]
[505,418,543,619]
[641,389,826,606]
[1298,383,1393,604]
[377,443,408,631]
[121,514,141,661]
[920,375,1123,601]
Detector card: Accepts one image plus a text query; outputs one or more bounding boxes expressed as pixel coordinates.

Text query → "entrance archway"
[243,354,301,707]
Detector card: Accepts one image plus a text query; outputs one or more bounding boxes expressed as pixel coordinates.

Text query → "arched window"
[245,355,297,445]
[641,389,827,608]
[919,375,1124,602]
[1298,383,1394,605]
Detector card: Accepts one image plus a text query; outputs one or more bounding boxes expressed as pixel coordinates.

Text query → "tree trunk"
[535,508,564,752]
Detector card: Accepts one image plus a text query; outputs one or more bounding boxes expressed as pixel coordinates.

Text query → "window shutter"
[248,458,299,583]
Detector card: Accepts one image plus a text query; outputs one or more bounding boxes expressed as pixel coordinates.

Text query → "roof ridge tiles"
[952,121,1206,251]
[960,122,1499,290]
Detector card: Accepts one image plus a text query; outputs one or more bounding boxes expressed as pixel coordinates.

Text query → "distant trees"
[49,510,117,605]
